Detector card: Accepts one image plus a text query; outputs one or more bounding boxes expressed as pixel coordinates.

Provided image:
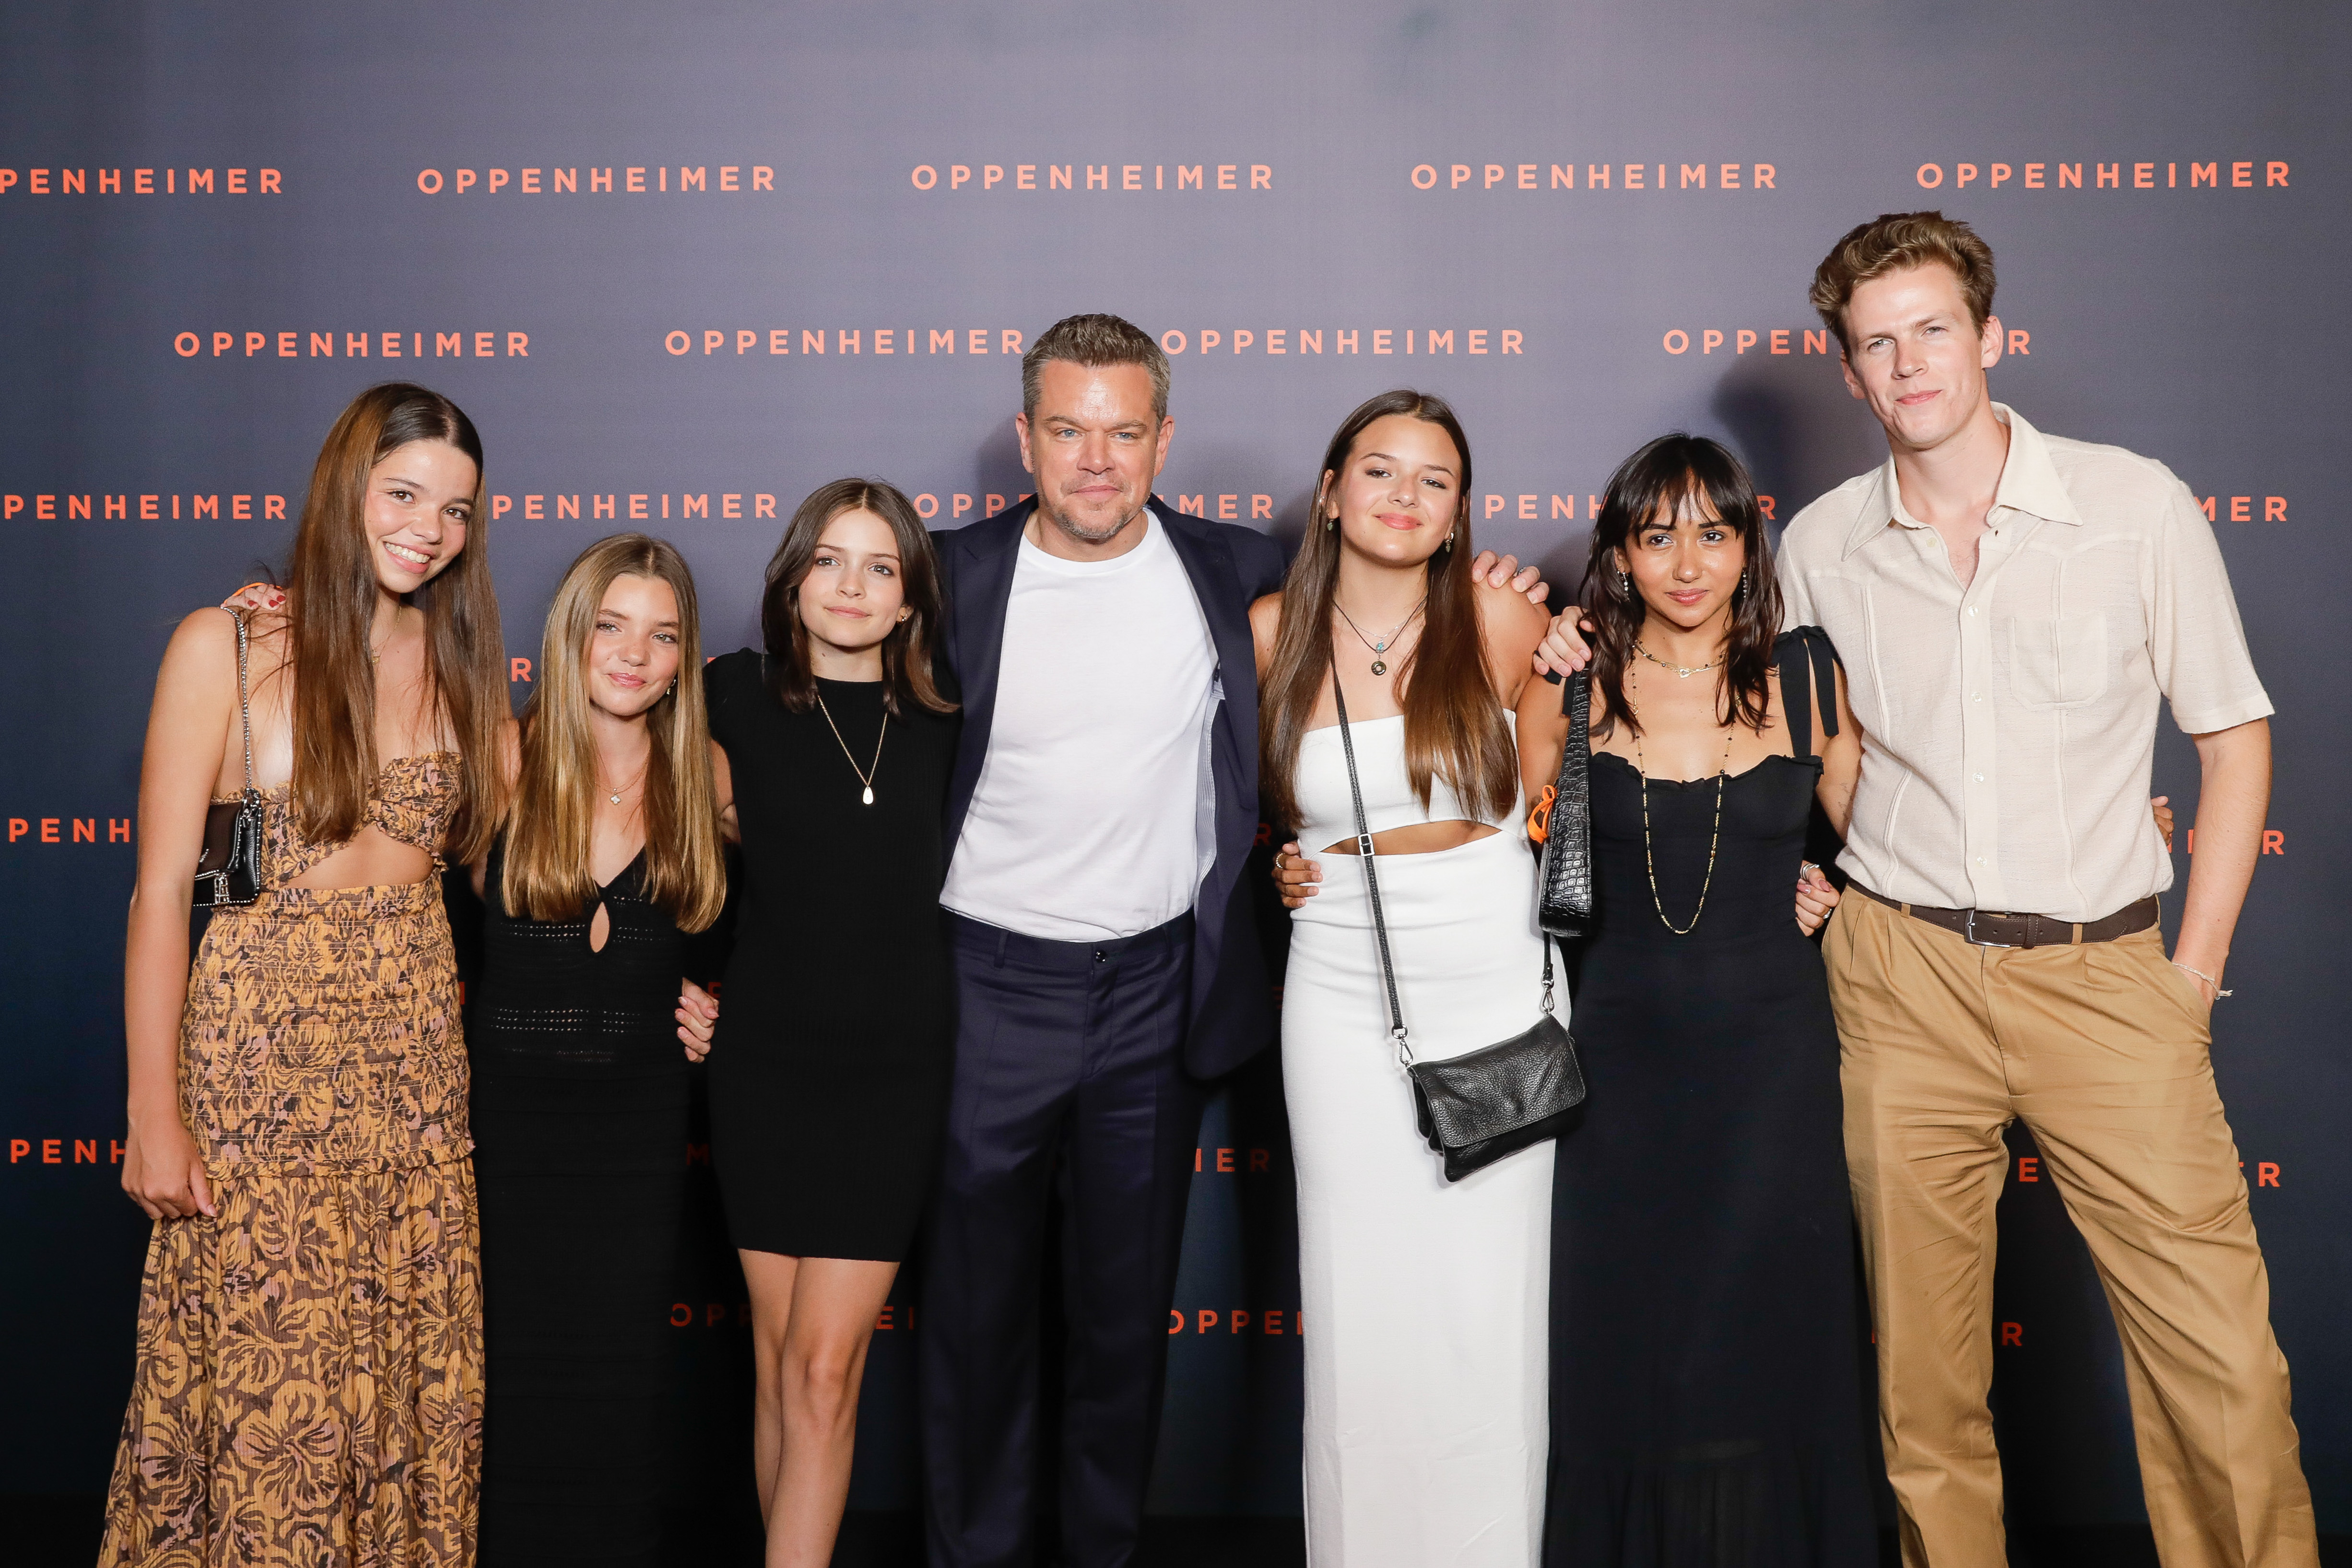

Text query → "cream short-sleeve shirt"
[1777,404,2271,923]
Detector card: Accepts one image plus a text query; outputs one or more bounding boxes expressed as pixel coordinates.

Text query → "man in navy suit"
[921,315,1541,1567]
[920,314,1283,1568]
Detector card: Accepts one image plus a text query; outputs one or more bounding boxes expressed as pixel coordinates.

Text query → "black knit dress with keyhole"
[468,837,701,1567]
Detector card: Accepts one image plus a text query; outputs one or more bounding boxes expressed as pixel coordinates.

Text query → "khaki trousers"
[1823,891,2316,1568]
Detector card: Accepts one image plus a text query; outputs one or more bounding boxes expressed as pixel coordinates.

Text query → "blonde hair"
[1810,210,1998,355]
[500,534,725,932]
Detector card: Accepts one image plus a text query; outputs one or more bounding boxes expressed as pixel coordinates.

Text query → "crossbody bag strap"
[226,607,256,799]
[1327,652,1414,1067]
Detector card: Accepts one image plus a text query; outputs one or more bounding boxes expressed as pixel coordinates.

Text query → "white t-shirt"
[941,514,1220,943]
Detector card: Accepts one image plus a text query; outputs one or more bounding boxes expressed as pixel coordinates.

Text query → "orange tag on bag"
[1528,784,1556,844]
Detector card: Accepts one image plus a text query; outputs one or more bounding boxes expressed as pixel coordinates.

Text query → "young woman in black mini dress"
[466,533,727,1567]
[704,479,960,1568]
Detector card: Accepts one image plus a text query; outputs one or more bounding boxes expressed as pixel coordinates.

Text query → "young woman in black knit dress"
[466,533,726,1567]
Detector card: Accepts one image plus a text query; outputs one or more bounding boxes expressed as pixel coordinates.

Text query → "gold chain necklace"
[815,692,887,806]
[1633,639,1724,679]
[1628,663,1734,936]
[601,761,648,807]
[1333,596,1425,677]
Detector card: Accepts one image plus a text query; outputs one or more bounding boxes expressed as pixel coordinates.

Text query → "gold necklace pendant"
[1634,639,1725,680]
[816,692,887,805]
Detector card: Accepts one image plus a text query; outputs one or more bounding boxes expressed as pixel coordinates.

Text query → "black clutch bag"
[1536,671,1594,938]
[1327,654,1586,1182]
[193,609,264,907]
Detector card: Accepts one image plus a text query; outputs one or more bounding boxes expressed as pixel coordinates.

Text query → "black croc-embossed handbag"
[1537,671,1595,938]
[1327,653,1586,1182]
[193,609,265,907]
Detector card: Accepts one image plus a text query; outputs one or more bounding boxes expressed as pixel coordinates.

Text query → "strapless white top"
[1293,713,1522,852]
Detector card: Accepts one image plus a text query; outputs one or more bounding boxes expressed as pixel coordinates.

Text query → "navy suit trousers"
[920,910,1204,1568]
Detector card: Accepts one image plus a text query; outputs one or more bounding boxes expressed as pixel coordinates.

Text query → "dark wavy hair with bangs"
[1579,433,1784,739]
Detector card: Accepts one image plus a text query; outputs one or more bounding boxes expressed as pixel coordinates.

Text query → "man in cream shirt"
[1782,214,2315,1567]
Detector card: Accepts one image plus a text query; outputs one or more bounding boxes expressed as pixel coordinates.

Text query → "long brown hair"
[1259,389,1516,833]
[759,478,956,716]
[1579,433,1785,739]
[284,382,508,861]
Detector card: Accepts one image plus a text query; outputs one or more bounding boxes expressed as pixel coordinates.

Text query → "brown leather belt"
[1852,883,2159,949]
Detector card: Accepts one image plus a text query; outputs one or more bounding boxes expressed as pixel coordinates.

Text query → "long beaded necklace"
[1627,660,1734,936]
[1333,595,1425,677]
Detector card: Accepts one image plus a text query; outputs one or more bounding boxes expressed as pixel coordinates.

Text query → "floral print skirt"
[99,881,482,1568]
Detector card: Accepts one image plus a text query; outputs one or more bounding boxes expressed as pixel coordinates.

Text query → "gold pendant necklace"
[602,762,647,807]
[815,692,887,806]
[1633,639,1725,679]
[1628,663,1734,936]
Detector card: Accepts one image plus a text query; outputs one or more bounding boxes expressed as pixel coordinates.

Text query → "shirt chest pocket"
[2005,612,2109,708]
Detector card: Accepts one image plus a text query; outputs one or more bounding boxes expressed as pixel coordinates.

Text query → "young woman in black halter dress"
[703,479,959,1568]
[465,534,728,1567]
[1517,436,1880,1566]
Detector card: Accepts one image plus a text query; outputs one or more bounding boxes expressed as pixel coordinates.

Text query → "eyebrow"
[1868,311,1953,338]
[1359,449,1457,476]
[815,539,902,561]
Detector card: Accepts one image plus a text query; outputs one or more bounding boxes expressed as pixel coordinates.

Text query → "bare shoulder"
[1474,576,1547,702]
[160,606,242,680]
[1471,574,1549,642]
[1249,591,1285,666]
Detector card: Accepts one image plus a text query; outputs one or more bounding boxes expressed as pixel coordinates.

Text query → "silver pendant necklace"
[816,692,887,805]
[1334,595,1426,677]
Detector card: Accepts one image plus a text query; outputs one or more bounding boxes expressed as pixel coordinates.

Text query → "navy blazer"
[932,498,1287,1079]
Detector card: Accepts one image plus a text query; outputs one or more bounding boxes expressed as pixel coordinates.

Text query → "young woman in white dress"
[1253,389,1553,1568]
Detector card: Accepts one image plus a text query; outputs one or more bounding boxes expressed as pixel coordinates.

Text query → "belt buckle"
[1964,909,2013,948]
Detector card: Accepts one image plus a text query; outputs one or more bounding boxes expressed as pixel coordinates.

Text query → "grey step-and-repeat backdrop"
[4,0,2345,1538]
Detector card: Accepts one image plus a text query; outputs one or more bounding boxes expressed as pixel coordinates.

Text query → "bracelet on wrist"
[2172,961,2232,998]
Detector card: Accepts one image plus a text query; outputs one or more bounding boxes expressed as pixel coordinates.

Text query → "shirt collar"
[1841,402,2084,560]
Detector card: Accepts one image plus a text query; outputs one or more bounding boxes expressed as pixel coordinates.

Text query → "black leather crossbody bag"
[1326,654,1586,1182]
[193,609,265,907]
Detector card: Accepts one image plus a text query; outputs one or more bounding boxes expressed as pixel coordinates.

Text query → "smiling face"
[1839,261,2004,455]
[364,439,477,595]
[1614,485,1748,635]
[795,508,911,655]
[1321,413,1462,569]
[583,573,682,720]
[1015,360,1173,546]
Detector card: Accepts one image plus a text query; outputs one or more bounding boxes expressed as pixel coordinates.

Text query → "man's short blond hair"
[1811,211,1998,355]
[1021,313,1170,421]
